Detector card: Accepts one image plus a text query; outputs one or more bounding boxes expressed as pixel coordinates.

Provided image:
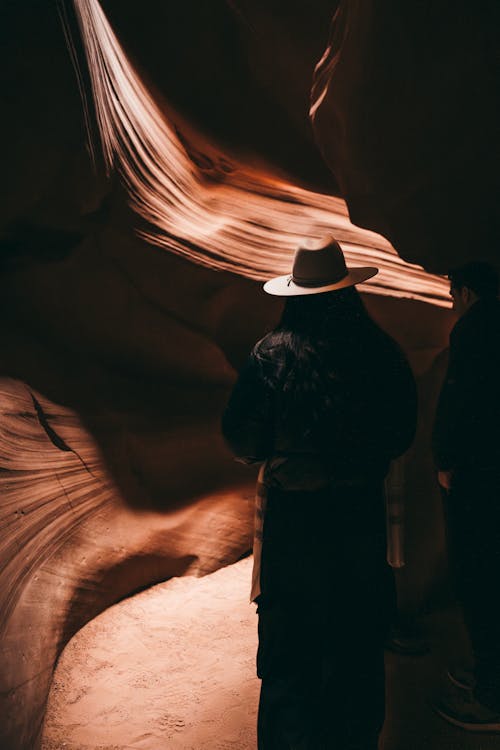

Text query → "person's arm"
[432,365,459,474]
[221,349,274,463]
[382,343,418,460]
[432,323,471,474]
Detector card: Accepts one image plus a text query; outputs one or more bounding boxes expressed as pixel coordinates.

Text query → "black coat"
[222,319,417,485]
[223,314,415,749]
[433,297,500,472]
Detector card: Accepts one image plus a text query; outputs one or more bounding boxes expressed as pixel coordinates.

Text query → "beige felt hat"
[263,236,378,296]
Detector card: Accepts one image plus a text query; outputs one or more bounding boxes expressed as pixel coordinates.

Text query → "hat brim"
[263,267,379,296]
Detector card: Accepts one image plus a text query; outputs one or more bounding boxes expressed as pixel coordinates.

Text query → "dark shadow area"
[59,552,198,649]
[385,606,500,749]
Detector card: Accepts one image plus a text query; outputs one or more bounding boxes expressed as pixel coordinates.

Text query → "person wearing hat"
[222,236,417,749]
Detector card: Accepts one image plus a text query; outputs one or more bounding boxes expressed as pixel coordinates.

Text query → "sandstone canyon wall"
[1,2,496,748]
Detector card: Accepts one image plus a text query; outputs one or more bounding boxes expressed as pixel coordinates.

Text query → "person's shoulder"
[478,298,500,328]
[452,298,500,342]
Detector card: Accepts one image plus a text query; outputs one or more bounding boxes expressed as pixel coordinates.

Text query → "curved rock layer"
[2,1,497,277]
[68,0,499,275]
[0,213,270,750]
[0,377,255,750]
[67,0,448,306]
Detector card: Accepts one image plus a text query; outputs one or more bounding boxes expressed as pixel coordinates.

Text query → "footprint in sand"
[157,713,186,734]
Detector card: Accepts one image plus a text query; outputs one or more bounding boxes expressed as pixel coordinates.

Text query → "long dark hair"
[263,286,386,442]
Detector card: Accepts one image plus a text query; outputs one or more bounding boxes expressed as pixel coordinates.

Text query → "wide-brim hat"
[263,236,378,296]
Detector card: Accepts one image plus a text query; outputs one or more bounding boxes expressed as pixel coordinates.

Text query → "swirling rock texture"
[0,2,497,749]
[0,227,263,750]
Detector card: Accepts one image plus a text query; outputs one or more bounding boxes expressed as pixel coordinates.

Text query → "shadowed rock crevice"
[31,394,73,452]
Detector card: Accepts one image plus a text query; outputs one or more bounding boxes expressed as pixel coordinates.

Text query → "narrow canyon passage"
[2,2,498,749]
[42,557,500,750]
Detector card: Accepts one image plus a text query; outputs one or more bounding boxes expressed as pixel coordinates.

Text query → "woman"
[222,237,417,749]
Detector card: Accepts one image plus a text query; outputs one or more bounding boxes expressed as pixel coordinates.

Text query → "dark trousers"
[446,468,500,710]
[257,484,395,749]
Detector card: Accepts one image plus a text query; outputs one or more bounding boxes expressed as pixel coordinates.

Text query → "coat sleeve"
[432,350,460,471]
[221,350,274,463]
[382,344,418,460]
[432,322,478,470]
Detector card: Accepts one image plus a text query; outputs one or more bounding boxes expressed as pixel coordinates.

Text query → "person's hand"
[438,470,453,490]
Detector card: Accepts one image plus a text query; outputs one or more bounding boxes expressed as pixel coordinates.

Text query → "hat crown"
[292,238,347,287]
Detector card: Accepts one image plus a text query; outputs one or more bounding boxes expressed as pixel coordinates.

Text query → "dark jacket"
[222,321,417,486]
[433,297,500,472]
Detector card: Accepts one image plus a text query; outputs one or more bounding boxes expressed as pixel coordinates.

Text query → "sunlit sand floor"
[42,557,259,750]
[42,556,500,750]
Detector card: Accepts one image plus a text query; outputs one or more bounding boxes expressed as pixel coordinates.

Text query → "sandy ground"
[42,557,500,750]
[42,557,259,750]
